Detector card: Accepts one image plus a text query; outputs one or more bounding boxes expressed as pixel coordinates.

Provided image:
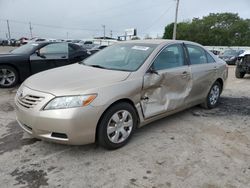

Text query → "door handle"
[61,56,66,58]
[141,96,149,102]
[213,66,218,72]
[181,71,189,79]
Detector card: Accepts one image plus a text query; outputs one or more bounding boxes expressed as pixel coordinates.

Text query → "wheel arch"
[95,98,140,142]
[215,78,224,92]
[0,63,20,82]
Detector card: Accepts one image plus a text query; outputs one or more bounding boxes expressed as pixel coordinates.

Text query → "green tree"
[163,13,250,46]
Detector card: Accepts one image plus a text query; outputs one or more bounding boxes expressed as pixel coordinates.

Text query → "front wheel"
[0,65,19,88]
[97,102,138,150]
[202,81,222,109]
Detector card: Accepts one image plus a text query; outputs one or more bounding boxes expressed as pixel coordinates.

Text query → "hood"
[0,53,28,61]
[239,50,250,57]
[24,63,131,96]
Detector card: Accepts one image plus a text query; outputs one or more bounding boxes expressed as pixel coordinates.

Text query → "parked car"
[235,50,250,78]
[219,49,244,65]
[88,45,108,55]
[210,50,220,56]
[0,42,89,88]
[76,40,95,49]
[15,40,228,149]
[19,37,29,45]
[9,39,18,46]
[71,40,81,44]
[0,39,10,46]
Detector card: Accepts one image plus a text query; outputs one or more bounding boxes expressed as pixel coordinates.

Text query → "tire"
[202,81,222,109]
[97,102,138,150]
[235,66,245,78]
[0,65,19,88]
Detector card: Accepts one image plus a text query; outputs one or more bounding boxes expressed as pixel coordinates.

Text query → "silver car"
[15,40,228,149]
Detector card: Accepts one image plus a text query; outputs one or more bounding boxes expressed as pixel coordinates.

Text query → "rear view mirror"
[147,67,159,75]
[36,50,46,59]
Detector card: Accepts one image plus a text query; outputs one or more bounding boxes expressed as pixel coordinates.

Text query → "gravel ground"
[0,46,16,54]
[0,46,250,188]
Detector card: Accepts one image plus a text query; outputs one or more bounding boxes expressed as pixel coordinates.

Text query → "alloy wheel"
[209,84,220,105]
[0,68,16,87]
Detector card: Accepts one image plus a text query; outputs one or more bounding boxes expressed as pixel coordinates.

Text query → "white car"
[76,40,95,49]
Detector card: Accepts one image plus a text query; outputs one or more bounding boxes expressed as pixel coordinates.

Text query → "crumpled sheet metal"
[141,71,192,118]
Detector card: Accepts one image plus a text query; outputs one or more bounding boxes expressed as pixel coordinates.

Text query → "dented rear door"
[184,44,217,105]
[141,44,192,119]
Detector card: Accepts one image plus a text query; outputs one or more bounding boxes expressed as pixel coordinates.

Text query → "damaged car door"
[184,44,217,104]
[141,43,192,118]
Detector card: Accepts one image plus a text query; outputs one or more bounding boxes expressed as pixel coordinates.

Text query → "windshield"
[82,43,157,71]
[223,50,238,56]
[11,43,39,54]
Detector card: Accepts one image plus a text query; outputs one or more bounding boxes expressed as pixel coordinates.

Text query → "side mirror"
[147,67,159,75]
[36,50,46,59]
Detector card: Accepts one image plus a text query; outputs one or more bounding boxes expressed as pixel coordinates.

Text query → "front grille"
[17,95,44,109]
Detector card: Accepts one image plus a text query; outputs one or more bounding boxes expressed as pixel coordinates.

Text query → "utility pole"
[102,25,106,39]
[172,0,180,40]
[29,22,33,38]
[66,32,69,39]
[6,20,11,39]
[110,30,112,38]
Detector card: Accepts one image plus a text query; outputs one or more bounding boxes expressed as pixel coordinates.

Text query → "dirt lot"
[0,46,250,188]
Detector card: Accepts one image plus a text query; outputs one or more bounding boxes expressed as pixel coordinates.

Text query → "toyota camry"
[15,40,228,149]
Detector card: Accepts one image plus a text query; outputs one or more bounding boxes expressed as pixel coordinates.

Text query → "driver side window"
[153,44,185,70]
[39,43,68,54]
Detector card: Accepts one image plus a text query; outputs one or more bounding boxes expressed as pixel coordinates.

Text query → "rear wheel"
[235,66,245,78]
[202,81,222,109]
[0,65,19,88]
[97,102,137,150]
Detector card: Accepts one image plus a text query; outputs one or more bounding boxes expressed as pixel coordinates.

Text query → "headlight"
[44,94,97,110]
[230,56,236,60]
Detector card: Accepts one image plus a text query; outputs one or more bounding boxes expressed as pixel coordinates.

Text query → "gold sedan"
[15,40,228,149]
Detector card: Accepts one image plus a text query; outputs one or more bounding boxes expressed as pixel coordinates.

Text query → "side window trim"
[205,51,216,63]
[182,43,191,66]
[185,43,208,65]
[147,43,187,72]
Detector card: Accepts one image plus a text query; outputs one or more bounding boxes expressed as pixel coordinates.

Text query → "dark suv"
[235,51,250,78]
[220,49,244,65]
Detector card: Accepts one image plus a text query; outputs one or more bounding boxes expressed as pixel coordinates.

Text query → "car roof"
[120,39,202,46]
[31,41,68,45]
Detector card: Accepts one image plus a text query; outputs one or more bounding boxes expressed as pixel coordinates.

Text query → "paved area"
[0,46,16,54]
[0,46,250,187]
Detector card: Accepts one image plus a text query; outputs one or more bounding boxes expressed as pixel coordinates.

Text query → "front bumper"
[15,86,102,145]
[225,59,237,65]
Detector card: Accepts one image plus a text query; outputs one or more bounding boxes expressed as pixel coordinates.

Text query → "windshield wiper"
[88,64,108,69]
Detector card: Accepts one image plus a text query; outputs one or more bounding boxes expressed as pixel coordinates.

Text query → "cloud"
[0,0,249,39]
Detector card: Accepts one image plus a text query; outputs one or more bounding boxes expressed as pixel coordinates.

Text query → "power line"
[142,1,175,32]
[0,18,102,32]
